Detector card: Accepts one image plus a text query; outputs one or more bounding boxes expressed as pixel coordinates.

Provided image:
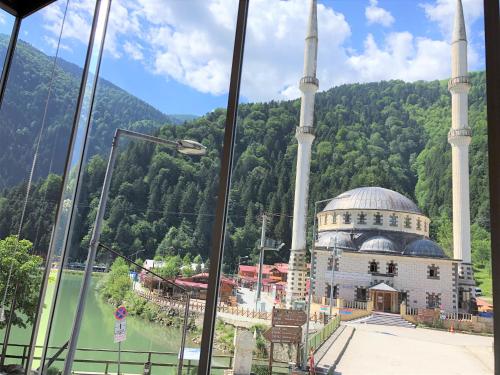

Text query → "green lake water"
[1,273,213,374]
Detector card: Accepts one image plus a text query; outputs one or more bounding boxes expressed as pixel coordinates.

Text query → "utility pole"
[256,213,267,311]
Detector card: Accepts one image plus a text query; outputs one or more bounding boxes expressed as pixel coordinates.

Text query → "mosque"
[287,0,475,314]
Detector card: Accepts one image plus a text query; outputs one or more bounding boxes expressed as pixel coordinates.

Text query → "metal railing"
[445,312,473,321]
[1,343,291,374]
[448,128,472,139]
[300,76,319,87]
[343,300,368,310]
[296,126,315,135]
[448,75,470,90]
[405,306,418,315]
[304,314,341,353]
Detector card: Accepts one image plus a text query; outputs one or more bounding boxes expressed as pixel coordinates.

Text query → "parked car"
[475,287,483,296]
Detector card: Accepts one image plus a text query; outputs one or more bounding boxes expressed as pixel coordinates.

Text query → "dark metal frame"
[0,0,56,18]
[197,0,249,373]
[37,0,112,371]
[0,16,20,108]
[483,0,500,373]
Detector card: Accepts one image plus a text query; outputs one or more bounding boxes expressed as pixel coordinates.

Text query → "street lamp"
[303,197,331,370]
[63,128,206,374]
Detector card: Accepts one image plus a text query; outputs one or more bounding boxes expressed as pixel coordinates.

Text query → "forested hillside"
[0,35,181,188]
[0,38,489,277]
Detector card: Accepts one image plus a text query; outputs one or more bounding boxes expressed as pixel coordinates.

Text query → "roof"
[453,0,467,42]
[404,239,446,258]
[239,265,256,273]
[369,282,397,292]
[360,236,398,253]
[316,231,356,250]
[175,280,208,289]
[190,273,237,286]
[323,187,421,214]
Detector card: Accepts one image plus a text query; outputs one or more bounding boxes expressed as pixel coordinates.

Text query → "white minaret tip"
[452,0,467,43]
[306,0,318,39]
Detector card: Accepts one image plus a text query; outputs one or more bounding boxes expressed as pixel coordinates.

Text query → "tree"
[99,258,132,306]
[0,236,43,329]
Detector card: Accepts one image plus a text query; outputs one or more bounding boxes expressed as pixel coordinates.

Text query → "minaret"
[286,0,318,309]
[448,0,475,308]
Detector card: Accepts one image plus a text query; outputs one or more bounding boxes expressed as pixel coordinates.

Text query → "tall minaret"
[448,0,475,309]
[286,0,318,309]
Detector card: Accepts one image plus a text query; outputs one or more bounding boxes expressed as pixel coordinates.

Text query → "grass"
[474,263,492,300]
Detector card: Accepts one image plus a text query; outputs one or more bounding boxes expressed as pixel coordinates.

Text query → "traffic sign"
[114,319,127,343]
[114,306,128,320]
[272,308,307,326]
[263,326,302,343]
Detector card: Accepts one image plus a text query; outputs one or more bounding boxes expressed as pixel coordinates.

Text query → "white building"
[313,187,459,313]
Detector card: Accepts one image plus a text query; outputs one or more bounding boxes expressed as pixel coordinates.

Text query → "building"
[313,187,458,313]
[287,0,319,308]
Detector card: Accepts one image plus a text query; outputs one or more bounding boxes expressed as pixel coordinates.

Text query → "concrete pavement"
[327,322,493,375]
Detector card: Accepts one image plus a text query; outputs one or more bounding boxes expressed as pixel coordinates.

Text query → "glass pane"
[42,1,238,374]
[0,2,93,371]
[211,0,491,374]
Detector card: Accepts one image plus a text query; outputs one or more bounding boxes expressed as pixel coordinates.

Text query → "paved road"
[333,323,493,375]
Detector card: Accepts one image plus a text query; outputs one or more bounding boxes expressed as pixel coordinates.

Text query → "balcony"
[448,75,471,90]
[296,126,315,135]
[448,128,472,140]
[300,76,319,87]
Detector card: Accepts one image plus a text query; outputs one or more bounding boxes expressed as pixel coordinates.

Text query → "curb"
[328,327,356,375]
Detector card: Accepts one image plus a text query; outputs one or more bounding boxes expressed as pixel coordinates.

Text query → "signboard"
[272,308,307,326]
[114,319,127,343]
[319,305,329,312]
[114,306,128,320]
[263,326,302,343]
[340,308,353,315]
[179,347,201,361]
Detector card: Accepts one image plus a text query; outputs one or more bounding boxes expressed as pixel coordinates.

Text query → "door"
[384,292,392,312]
[376,292,384,311]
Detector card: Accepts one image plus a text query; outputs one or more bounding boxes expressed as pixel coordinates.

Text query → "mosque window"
[327,257,334,271]
[404,215,412,229]
[343,212,351,224]
[369,260,378,273]
[332,213,337,224]
[356,287,368,302]
[416,217,422,230]
[374,212,383,225]
[426,293,441,308]
[357,212,367,225]
[387,262,397,275]
[428,265,440,279]
[424,221,427,232]
[389,213,398,227]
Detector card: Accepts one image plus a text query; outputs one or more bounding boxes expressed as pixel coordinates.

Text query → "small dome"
[323,187,421,214]
[360,236,398,253]
[404,239,446,258]
[316,231,356,250]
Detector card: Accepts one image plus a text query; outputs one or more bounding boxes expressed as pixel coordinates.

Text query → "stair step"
[350,313,416,328]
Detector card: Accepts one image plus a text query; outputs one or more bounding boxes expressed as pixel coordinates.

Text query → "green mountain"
[0,38,490,278]
[0,35,181,188]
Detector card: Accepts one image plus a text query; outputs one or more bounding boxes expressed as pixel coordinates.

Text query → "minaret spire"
[287,0,319,309]
[448,0,474,311]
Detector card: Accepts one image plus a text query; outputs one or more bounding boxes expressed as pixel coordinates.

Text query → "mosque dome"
[404,239,447,258]
[360,236,398,253]
[316,231,356,250]
[322,187,421,214]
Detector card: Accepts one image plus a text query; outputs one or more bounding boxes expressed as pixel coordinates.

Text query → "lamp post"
[63,128,206,374]
[303,198,330,369]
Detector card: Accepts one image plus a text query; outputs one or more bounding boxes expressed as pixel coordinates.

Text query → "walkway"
[329,323,493,375]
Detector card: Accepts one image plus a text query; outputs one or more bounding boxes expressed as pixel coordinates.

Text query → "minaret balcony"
[448,75,470,90]
[300,76,319,89]
[448,128,472,141]
[296,126,315,135]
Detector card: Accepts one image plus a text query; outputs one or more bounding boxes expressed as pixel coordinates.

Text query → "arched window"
[332,212,337,224]
[387,262,397,275]
[369,260,378,273]
[389,213,398,227]
[357,212,367,225]
[416,217,422,230]
[374,212,383,225]
[343,212,351,224]
[404,215,412,229]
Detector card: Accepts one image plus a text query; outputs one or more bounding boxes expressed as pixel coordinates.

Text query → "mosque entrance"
[369,283,399,313]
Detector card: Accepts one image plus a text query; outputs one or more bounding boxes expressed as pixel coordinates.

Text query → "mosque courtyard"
[331,322,493,375]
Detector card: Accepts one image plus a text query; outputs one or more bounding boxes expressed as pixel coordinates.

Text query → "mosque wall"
[313,250,455,312]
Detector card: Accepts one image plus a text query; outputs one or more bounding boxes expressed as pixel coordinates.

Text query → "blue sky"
[0,0,485,116]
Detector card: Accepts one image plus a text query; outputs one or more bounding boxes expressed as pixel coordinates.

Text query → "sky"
[0,0,485,116]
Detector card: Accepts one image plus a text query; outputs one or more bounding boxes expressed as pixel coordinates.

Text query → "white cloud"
[123,41,144,61]
[39,0,483,103]
[365,0,395,27]
[347,32,450,82]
